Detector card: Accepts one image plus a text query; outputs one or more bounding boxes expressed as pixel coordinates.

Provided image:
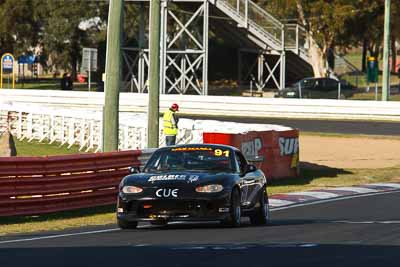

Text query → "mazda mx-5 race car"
[116,144,270,228]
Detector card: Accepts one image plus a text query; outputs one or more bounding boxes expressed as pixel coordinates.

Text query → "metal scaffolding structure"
[123,0,311,94]
[123,0,209,95]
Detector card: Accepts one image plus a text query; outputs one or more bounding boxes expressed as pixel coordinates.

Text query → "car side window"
[302,79,314,89]
[325,79,338,90]
[235,151,248,174]
[309,79,319,90]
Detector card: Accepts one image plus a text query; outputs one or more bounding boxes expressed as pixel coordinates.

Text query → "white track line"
[269,199,296,207]
[286,191,340,199]
[271,189,400,211]
[333,187,377,194]
[369,183,400,189]
[0,228,119,245]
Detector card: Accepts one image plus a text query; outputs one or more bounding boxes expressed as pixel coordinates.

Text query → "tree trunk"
[71,57,77,82]
[374,44,380,59]
[362,39,368,72]
[295,0,326,77]
[391,36,396,72]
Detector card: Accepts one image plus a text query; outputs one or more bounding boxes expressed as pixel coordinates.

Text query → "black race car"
[275,77,356,99]
[117,144,270,228]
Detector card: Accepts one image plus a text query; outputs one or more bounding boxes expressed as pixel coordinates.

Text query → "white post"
[18,111,22,139]
[296,25,299,53]
[375,83,378,101]
[88,51,91,91]
[338,82,341,99]
[245,0,248,28]
[298,83,302,98]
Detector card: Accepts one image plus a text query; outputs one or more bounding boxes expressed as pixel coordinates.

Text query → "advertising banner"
[203,129,300,179]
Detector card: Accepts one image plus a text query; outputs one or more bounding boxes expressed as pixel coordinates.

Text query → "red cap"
[171,103,179,111]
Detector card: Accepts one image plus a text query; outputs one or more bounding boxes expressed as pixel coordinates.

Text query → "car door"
[324,78,339,99]
[235,151,259,207]
[300,78,315,98]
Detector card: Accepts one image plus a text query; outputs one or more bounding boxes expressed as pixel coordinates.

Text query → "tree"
[294,0,361,77]
[39,0,105,79]
[0,0,43,56]
[254,0,360,77]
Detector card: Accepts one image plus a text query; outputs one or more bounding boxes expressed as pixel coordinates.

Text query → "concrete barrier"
[1,89,400,121]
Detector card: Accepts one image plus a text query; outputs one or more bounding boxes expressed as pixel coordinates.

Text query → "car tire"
[117,218,138,229]
[222,188,241,227]
[249,189,271,225]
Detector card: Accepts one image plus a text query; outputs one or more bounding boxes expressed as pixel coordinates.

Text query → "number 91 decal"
[214,149,230,157]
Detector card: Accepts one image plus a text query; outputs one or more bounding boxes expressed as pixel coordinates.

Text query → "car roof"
[156,143,240,152]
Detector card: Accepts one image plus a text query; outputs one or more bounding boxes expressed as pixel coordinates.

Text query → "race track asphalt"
[185,115,400,136]
[1,190,399,267]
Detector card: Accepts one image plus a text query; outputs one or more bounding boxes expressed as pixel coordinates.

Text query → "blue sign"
[18,55,36,64]
[2,55,14,72]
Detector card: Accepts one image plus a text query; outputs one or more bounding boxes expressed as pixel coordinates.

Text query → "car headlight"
[286,91,296,96]
[196,184,224,193]
[122,185,143,194]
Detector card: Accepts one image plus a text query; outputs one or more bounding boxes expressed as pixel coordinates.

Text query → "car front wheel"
[250,190,271,225]
[222,188,241,227]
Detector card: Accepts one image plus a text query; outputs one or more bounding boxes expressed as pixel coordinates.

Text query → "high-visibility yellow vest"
[163,109,177,136]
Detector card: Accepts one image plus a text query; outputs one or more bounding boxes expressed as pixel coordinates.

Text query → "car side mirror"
[128,166,141,174]
[245,164,257,173]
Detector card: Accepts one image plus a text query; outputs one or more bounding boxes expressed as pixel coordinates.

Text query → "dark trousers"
[165,135,176,146]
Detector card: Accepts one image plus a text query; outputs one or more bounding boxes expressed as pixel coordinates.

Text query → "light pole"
[382,0,391,101]
[147,0,161,148]
[103,0,123,151]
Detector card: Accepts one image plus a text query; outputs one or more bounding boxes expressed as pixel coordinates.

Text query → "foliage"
[0,0,42,56]
[0,1,399,80]
[39,0,106,78]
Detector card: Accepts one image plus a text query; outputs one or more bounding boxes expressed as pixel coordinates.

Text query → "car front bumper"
[117,192,231,222]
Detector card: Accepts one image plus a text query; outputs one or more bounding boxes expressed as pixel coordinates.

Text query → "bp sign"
[2,54,14,73]
[1,53,16,88]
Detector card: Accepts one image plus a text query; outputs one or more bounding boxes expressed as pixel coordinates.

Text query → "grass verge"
[268,162,400,195]
[0,206,115,236]
[14,139,87,156]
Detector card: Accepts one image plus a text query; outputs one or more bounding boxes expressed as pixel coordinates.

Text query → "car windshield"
[292,78,315,88]
[143,146,234,172]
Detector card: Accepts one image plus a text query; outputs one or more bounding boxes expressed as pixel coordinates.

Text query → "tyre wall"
[203,129,300,179]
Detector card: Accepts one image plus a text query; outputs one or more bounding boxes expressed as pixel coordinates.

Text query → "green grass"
[343,51,363,69]
[5,78,99,91]
[19,82,98,91]
[0,206,116,236]
[349,91,400,101]
[14,139,84,156]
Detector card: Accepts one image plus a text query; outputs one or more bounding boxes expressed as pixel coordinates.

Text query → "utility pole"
[382,0,391,101]
[103,0,123,151]
[147,0,161,148]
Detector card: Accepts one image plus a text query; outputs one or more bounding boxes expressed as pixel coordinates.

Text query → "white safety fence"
[0,102,292,152]
[1,89,400,121]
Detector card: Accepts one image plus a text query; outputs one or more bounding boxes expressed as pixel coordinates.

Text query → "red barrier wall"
[203,130,299,179]
[0,150,141,217]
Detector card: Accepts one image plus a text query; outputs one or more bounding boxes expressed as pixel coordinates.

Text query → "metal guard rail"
[0,150,152,217]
